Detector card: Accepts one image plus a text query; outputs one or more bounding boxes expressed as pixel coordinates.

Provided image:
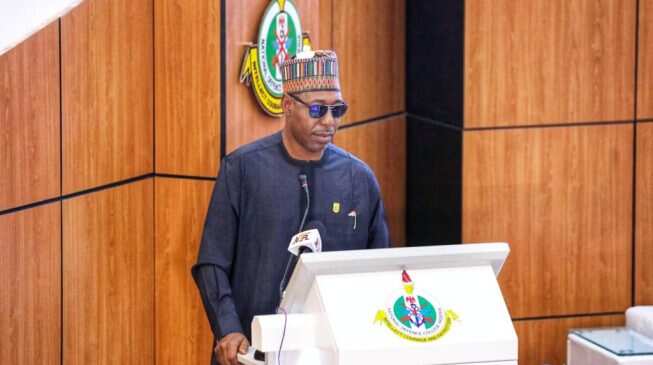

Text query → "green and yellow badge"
[240,0,311,117]
[374,270,459,342]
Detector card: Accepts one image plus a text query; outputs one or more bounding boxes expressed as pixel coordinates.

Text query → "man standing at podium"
[192,50,390,365]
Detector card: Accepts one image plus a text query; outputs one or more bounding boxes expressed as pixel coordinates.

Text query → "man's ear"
[282,95,293,115]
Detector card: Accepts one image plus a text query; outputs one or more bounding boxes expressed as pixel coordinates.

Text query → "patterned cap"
[280,50,341,94]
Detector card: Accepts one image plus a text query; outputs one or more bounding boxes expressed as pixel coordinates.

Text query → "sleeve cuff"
[216,312,244,339]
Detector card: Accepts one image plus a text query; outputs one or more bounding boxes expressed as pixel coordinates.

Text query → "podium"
[244,243,517,365]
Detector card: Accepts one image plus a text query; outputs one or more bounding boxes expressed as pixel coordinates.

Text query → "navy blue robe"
[192,131,390,347]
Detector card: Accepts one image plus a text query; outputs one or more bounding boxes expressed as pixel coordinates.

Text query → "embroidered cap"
[280,49,341,94]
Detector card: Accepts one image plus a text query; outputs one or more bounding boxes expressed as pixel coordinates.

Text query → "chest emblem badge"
[332,202,341,214]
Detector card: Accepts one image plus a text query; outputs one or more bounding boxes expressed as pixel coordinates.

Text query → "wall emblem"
[374,270,459,342]
[240,0,311,117]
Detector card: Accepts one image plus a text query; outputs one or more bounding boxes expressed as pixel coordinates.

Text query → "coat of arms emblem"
[240,0,311,117]
[374,270,459,342]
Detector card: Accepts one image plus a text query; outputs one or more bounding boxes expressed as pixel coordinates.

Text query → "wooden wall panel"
[62,0,153,194]
[333,0,405,125]
[0,203,61,365]
[0,24,60,211]
[63,180,154,365]
[226,0,333,152]
[639,0,653,119]
[155,177,214,364]
[465,0,636,127]
[334,117,406,245]
[514,314,624,365]
[155,0,220,177]
[637,123,653,304]
[463,125,633,317]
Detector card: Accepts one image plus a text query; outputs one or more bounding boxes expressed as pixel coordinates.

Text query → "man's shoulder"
[224,132,281,162]
[327,143,376,178]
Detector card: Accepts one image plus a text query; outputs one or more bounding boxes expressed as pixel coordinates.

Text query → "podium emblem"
[374,270,458,342]
[240,0,311,117]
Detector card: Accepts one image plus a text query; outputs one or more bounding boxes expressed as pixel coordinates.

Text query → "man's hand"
[215,332,250,365]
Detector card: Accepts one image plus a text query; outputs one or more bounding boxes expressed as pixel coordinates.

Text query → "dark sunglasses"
[287,93,348,119]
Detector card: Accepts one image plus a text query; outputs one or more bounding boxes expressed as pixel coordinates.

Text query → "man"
[192,50,390,365]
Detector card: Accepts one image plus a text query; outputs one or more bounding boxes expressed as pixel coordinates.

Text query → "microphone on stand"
[278,174,311,305]
[245,177,323,364]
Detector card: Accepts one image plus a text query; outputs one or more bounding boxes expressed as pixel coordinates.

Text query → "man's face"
[283,90,345,156]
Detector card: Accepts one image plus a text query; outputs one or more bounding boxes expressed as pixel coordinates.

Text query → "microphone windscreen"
[287,221,325,255]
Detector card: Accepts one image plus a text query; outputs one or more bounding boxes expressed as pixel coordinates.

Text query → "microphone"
[277,175,310,305]
[298,174,309,232]
[287,221,325,256]
[278,221,326,304]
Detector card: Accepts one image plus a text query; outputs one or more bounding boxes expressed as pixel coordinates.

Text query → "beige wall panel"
[226,0,333,152]
[334,117,406,245]
[463,125,633,317]
[62,0,153,193]
[465,0,636,127]
[0,203,61,365]
[333,0,405,125]
[155,177,214,364]
[155,0,220,177]
[639,0,653,119]
[63,179,154,364]
[514,314,624,365]
[0,24,60,211]
[637,123,653,304]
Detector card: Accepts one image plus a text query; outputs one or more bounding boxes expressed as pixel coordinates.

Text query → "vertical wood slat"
[0,203,61,365]
[225,0,333,153]
[636,123,653,304]
[63,180,154,365]
[62,0,154,194]
[463,125,633,318]
[155,0,221,177]
[464,0,636,127]
[333,0,405,125]
[638,0,653,119]
[335,117,406,245]
[0,23,60,211]
[155,177,214,364]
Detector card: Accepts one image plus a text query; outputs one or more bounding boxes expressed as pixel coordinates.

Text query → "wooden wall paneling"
[334,117,406,245]
[464,0,636,128]
[0,23,60,211]
[63,179,154,365]
[637,123,653,304]
[62,0,153,194]
[155,177,214,364]
[514,314,624,365]
[155,0,220,177]
[639,0,653,119]
[333,0,405,125]
[226,0,333,153]
[0,203,61,365]
[462,125,633,317]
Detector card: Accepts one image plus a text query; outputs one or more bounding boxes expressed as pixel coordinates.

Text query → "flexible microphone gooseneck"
[278,174,311,305]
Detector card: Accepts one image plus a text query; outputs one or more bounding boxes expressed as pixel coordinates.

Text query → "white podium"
[245,243,517,365]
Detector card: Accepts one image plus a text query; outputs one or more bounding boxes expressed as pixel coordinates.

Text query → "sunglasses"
[287,93,348,119]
